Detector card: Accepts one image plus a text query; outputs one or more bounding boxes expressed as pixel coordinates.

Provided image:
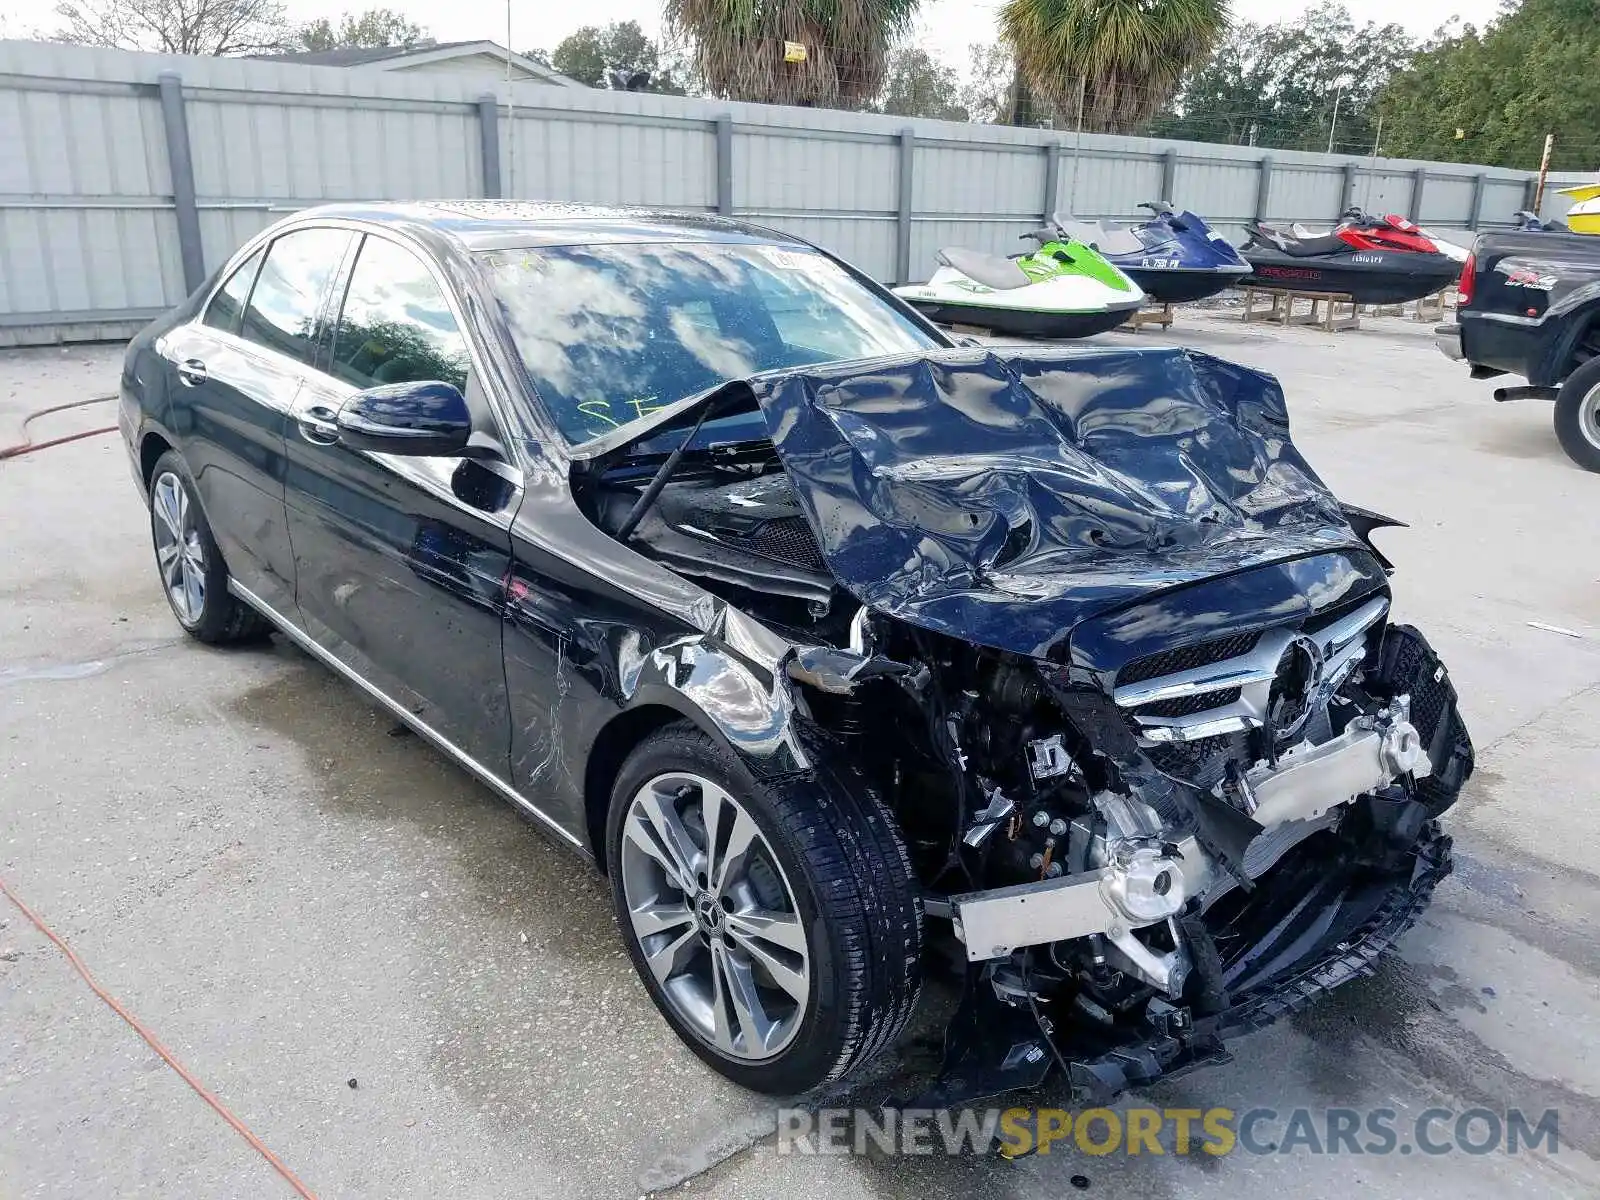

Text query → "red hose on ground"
[0,875,322,1200]
[0,395,118,460]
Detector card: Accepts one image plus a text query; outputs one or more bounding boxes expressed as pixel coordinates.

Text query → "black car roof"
[288,201,808,253]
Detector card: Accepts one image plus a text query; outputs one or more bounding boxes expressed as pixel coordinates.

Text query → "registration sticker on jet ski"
[1139,258,1180,269]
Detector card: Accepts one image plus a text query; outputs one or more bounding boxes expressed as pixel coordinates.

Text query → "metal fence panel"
[1419,176,1475,226]
[1171,157,1260,224]
[738,131,897,214]
[1062,152,1164,219]
[0,38,1555,345]
[915,143,1042,220]
[514,108,714,208]
[1265,166,1341,223]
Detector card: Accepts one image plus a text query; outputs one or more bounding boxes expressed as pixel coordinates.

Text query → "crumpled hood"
[748,346,1363,658]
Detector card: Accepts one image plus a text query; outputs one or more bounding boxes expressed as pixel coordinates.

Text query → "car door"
[159,227,352,614]
[283,231,519,775]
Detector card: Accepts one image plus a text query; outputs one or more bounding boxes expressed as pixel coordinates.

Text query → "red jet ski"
[1240,208,1463,305]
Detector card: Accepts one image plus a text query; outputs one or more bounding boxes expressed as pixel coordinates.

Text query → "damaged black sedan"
[120,203,1473,1102]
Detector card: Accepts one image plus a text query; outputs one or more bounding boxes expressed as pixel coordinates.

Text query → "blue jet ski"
[1061,201,1252,304]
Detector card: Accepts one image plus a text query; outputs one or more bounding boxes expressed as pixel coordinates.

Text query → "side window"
[329,236,470,392]
[202,247,264,335]
[239,228,353,366]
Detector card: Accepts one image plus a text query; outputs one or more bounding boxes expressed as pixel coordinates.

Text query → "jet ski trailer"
[894,231,1144,339]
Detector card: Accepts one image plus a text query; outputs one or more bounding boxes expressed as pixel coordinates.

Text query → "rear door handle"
[176,358,208,387]
[296,402,341,445]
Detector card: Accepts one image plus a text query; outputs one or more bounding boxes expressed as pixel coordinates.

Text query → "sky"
[0,0,1506,59]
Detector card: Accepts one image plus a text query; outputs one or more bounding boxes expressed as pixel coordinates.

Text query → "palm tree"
[1000,0,1229,134]
[666,0,922,108]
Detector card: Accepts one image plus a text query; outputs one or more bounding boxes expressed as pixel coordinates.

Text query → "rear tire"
[606,722,922,1095]
[1554,356,1600,473]
[147,450,270,644]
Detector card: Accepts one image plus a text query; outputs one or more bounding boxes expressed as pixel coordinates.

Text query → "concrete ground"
[1,311,1597,1199]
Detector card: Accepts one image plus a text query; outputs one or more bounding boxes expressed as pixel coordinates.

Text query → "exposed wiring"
[1018,949,1076,1083]
[0,874,322,1200]
[0,395,118,461]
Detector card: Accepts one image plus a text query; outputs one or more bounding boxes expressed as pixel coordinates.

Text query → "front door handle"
[176,358,208,387]
[296,403,341,445]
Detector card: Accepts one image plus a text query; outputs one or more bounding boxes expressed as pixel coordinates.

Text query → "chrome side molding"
[228,580,588,857]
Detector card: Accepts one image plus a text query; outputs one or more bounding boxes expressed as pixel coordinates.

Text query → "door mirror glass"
[336,381,472,457]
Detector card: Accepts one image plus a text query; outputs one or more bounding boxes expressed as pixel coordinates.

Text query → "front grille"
[740,517,827,573]
[1118,631,1261,687]
[1138,687,1243,718]
[1147,735,1238,787]
[1304,590,1386,640]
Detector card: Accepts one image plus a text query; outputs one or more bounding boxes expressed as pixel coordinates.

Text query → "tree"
[52,0,291,54]
[878,45,966,121]
[959,42,1016,125]
[1380,0,1600,170]
[1151,3,1414,154]
[666,0,922,108]
[999,0,1228,133]
[298,8,427,52]
[536,21,687,94]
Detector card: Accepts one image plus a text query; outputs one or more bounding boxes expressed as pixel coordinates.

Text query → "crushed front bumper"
[912,821,1454,1108]
[1065,821,1454,1103]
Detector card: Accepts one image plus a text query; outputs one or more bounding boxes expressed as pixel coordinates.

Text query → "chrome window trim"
[229,578,587,857]
[196,216,527,472]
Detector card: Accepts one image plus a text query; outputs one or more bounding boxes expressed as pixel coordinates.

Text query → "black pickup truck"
[1437,229,1600,471]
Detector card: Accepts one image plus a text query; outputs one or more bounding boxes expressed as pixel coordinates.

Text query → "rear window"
[478,241,939,444]
[202,247,264,336]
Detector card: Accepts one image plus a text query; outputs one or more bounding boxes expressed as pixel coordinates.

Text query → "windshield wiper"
[613,389,738,542]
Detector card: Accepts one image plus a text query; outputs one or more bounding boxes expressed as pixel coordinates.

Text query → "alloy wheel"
[152,471,206,625]
[618,772,811,1062]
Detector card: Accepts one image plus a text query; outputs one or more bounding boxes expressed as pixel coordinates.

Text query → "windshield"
[478,241,942,445]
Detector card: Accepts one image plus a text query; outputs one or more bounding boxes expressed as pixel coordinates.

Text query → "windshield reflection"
[478,241,939,444]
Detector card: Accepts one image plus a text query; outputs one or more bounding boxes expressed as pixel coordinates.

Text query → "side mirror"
[336,381,472,457]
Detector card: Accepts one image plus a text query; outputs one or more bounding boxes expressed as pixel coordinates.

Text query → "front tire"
[1554,356,1600,473]
[606,722,922,1095]
[147,450,269,644]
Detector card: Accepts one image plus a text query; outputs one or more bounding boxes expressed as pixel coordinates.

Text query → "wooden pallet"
[1411,287,1458,322]
[1241,288,1359,332]
[1364,289,1459,322]
[1122,302,1175,332]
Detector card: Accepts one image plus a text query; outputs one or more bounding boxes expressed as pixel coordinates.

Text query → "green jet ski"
[894,217,1146,338]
